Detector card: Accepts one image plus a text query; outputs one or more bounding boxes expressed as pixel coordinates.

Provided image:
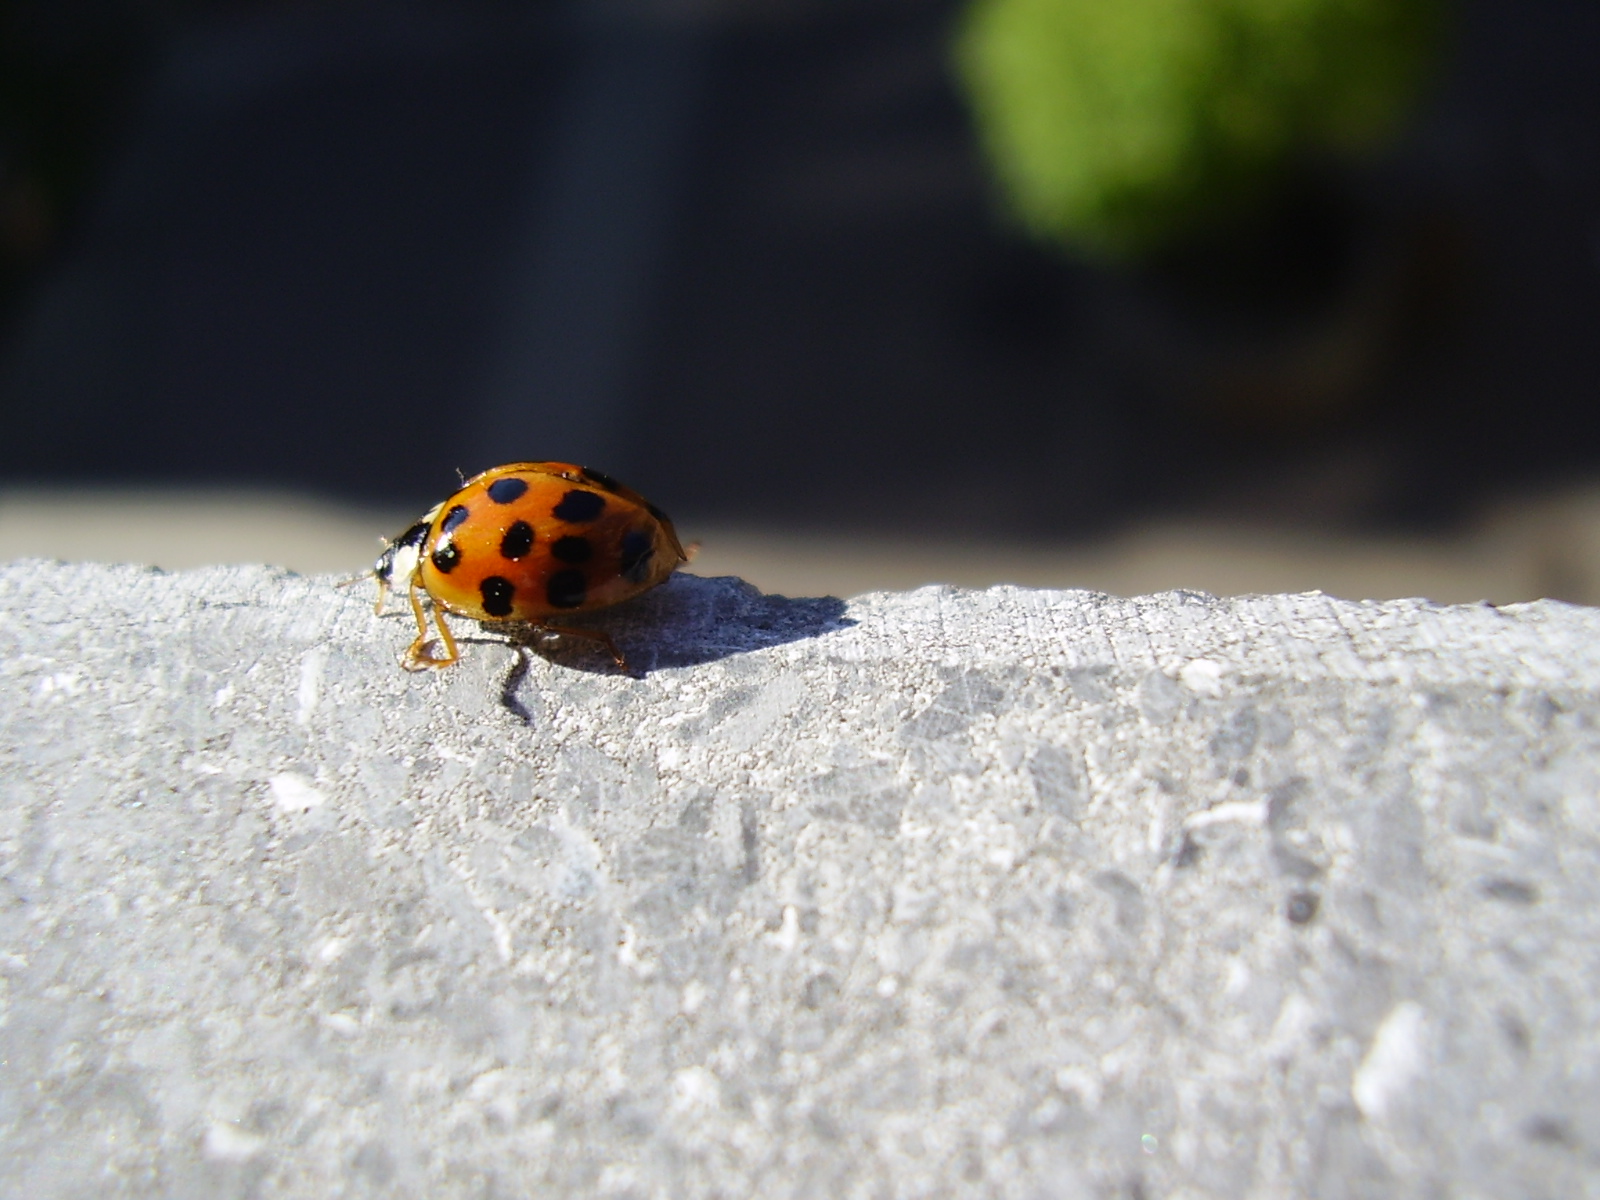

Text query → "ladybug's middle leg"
[403,581,460,670]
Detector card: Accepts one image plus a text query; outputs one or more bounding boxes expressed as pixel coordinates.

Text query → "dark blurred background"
[0,0,1597,592]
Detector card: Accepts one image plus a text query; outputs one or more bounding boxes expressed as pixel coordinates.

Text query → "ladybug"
[373,462,687,672]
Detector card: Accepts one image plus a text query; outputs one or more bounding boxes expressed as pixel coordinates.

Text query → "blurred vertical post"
[469,0,715,476]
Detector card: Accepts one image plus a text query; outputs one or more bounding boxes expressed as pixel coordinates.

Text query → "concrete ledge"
[3,561,1599,1196]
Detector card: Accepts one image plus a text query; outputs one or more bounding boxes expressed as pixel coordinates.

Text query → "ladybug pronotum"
[373,462,687,672]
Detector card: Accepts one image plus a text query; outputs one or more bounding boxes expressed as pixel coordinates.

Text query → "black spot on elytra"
[441,505,470,534]
[579,466,622,493]
[487,477,528,504]
[431,543,461,573]
[546,568,587,608]
[551,535,592,564]
[500,520,534,560]
[552,489,605,523]
[480,575,515,616]
[620,528,654,583]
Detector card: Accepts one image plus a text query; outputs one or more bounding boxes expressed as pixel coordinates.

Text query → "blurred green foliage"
[956,0,1444,260]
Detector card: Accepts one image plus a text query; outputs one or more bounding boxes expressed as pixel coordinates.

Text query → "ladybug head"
[375,519,430,585]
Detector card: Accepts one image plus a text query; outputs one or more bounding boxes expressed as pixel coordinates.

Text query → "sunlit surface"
[3,486,1598,608]
[0,490,404,578]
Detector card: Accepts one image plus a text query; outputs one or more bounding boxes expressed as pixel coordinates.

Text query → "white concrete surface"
[2,561,1599,1196]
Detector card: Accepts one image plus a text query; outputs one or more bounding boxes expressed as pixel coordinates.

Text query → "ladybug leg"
[537,623,629,672]
[372,574,390,616]
[402,581,460,670]
[401,584,433,669]
[430,607,461,667]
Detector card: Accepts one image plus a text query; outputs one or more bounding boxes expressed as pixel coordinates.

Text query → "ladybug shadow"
[477,572,855,706]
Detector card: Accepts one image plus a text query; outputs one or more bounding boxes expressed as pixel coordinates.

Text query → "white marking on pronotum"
[297,646,328,726]
[1352,1001,1430,1121]
[388,540,422,587]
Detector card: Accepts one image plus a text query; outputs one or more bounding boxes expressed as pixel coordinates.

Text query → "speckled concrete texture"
[3,561,1600,1198]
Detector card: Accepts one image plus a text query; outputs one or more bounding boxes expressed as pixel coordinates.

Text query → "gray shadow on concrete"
[488,573,854,716]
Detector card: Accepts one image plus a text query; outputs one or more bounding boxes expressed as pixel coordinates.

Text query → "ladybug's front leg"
[402,581,460,670]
